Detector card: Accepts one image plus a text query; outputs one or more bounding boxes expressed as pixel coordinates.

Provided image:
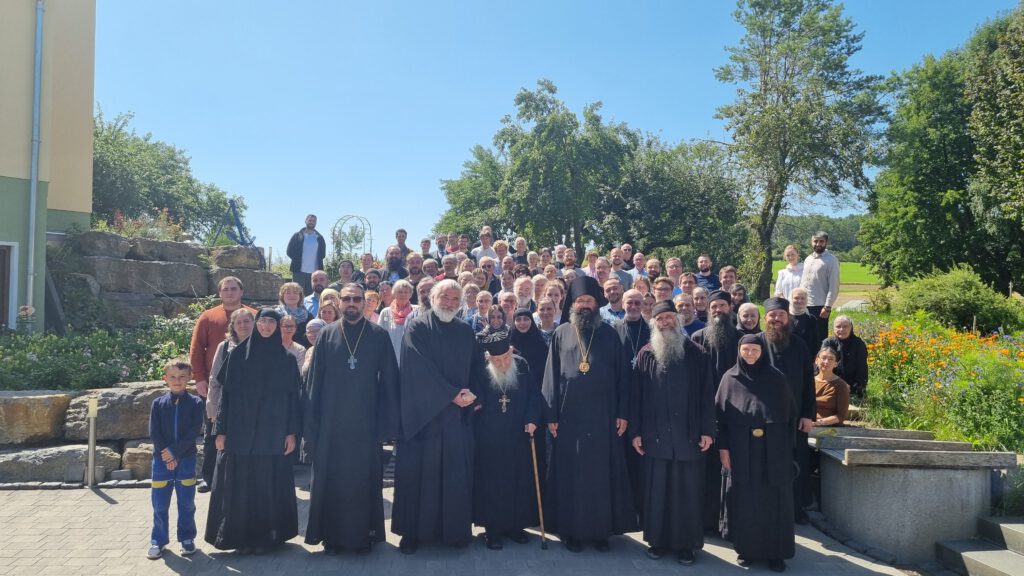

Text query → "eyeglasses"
[340,296,364,303]
[483,264,493,269]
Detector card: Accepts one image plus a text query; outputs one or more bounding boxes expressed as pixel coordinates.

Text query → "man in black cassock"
[630,302,715,565]
[689,290,739,534]
[473,331,542,550]
[759,297,815,524]
[303,283,400,554]
[391,279,488,554]
[616,288,650,519]
[717,335,796,572]
[543,276,636,553]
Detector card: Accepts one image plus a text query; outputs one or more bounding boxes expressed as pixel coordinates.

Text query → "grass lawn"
[771,260,880,285]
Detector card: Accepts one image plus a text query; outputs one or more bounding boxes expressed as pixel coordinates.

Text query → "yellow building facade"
[0,0,95,329]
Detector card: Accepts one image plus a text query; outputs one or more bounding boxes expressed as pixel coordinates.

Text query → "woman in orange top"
[813,346,850,427]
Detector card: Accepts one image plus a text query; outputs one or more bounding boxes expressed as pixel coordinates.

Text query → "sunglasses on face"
[340,296,364,303]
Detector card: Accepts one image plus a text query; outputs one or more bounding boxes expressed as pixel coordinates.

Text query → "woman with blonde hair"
[377,279,414,362]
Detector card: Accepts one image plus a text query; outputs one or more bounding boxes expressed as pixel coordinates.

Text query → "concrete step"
[979,517,1024,556]
[936,539,1024,576]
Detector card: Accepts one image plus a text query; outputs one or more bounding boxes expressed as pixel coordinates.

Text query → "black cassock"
[473,356,542,534]
[716,357,796,561]
[391,312,488,545]
[790,311,820,360]
[206,326,301,551]
[689,326,739,532]
[616,318,650,519]
[542,321,637,540]
[629,339,715,551]
[759,334,816,514]
[303,319,400,549]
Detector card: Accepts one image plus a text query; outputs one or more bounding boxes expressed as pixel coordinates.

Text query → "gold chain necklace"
[573,323,597,374]
[341,318,367,370]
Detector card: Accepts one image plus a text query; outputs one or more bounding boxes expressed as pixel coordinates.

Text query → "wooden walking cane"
[529,431,548,550]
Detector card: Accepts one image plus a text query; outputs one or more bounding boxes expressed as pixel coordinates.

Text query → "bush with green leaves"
[892,266,1024,333]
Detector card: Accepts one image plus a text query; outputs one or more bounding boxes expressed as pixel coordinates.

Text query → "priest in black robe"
[630,302,715,565]
[472,330,542,550]
[391,279,489,553]
[205,308,300,552]
[542,276,636,553]
[303,283,400,554]
[759,297,816,525]
[615,288,650,519]
[689,290,739,534]
[717,334,796,572]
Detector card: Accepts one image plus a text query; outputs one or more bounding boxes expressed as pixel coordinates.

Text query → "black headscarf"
[736,333,768,378]
[509,308,549,385]
[560,275,607,324]
[716,333,792,425]
[245,307,285,360]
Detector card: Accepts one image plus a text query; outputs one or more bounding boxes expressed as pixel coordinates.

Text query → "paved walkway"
[0,471,908,576]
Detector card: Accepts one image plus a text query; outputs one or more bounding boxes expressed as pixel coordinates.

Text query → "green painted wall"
[0,174,49,331]
[47,208,90,234]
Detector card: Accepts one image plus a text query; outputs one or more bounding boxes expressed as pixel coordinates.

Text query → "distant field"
[770,260,880,286]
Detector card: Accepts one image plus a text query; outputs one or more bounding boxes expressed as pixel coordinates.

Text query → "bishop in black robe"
[716,334,796,570]
[472,332,542,549]
[206,308,300,552]
[689,290,739,533]
[391,283,489,552]
[629,302,715,562]
[542,276,636,552]
[303,299,400,552]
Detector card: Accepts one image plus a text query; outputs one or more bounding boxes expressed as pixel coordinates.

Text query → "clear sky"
[94,0,1018,263]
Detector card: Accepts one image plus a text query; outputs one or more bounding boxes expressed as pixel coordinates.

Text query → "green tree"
[92,110,246,242]
[716,0,885,298]
[774,213,862,259]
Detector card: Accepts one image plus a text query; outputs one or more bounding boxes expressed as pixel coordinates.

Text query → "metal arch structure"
[331,215,373,257]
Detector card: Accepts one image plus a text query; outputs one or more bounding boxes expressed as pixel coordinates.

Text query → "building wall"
[0,0,95,330]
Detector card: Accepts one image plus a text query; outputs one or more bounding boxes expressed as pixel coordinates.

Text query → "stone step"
[936,539,1024,576]
[979,517,1024,556]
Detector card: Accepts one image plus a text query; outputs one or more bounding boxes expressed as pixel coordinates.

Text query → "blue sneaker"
[180,539,196,556]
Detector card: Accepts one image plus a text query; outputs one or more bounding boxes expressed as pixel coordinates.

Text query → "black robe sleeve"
[303,338,328,455]
[376,331,402,442]
[399,317,464,440]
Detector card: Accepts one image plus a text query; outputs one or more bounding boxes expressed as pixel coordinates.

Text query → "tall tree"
[92,110,246,242]
[716,0,885,298]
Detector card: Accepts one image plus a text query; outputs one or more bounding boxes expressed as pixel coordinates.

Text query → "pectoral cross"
[499,393,511,414]
[348,355,357,370]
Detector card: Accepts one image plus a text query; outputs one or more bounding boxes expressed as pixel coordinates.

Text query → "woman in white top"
[775,244,804,299]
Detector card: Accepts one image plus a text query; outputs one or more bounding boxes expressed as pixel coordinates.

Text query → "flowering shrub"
[93,208,188,242]
[864,315,1024,453]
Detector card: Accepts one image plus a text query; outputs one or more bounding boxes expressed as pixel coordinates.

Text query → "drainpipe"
[27,0,44,332]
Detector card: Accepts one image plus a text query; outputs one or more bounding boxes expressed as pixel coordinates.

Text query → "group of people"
[146,219,868,572]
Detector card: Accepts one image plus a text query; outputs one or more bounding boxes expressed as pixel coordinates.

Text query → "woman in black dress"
[206,307,301,553]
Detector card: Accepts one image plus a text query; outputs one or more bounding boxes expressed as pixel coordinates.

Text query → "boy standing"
[148,359,205,560]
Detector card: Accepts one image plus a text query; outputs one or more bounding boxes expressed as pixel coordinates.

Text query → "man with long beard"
[391,280,488,553]
[472,332,542,550]
[304,283,400,554]
[630,302,715,565]
[759,297,816,524]
[543,276,636,552]
[689,290,739,535]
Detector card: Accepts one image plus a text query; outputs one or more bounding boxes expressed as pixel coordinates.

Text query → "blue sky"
[94,0,1018,262]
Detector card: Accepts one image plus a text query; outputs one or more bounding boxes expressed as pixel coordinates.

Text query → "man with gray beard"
[472,332,542,550]
[758,297,815,525]
[629,302,715,565]
[689,290,739,535]
[543,276,636,552]
[392,280,489,553]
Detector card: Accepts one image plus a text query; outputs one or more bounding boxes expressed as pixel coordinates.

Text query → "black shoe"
[565,539,583,553]
[678,549,696,565]
[737,556,752,567]
[593,539,610,552]
[196,481,211,494]
[769,559,786,572]
[507,530,529,544]
[483,533,503,550]
[646,547,665,560]
[399,537,418,555]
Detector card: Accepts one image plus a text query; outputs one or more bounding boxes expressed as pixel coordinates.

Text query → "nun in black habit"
[716,334,796,572]
[472,330,543,550]
[205,308,301,552]
[509,307,549,485]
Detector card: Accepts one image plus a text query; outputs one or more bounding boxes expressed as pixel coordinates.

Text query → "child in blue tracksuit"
[148,358,205,559]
